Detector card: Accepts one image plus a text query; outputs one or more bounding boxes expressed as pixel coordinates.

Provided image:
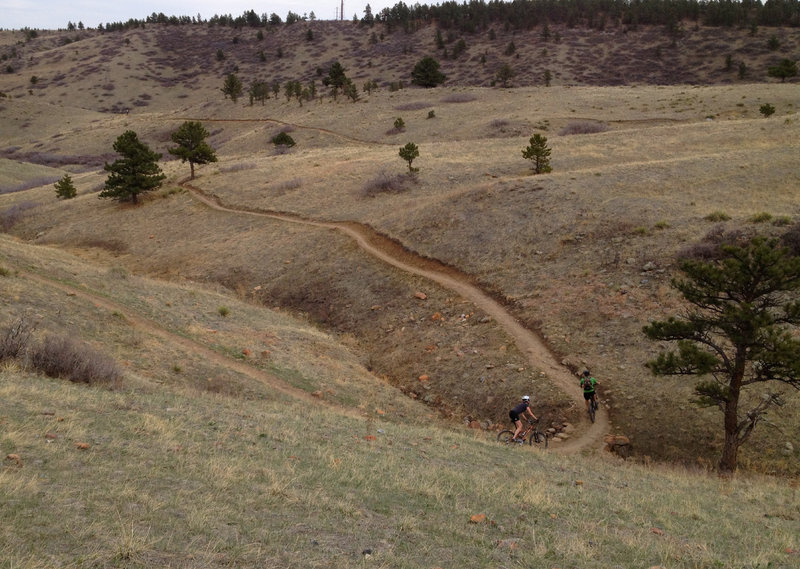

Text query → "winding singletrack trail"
[184,182,611,454]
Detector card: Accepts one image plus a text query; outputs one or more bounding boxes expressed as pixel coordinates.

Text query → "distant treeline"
[96,0,800,33]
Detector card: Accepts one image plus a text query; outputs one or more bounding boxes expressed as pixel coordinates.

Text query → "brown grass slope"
[0,235,797,569]
[0,21,799,473]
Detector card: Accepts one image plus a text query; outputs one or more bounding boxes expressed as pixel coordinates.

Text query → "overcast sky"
[2,1,407,30]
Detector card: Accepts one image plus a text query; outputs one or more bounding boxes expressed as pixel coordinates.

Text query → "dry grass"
[0,21,799,563]
[1,363,797,567]
[0,21,799,477]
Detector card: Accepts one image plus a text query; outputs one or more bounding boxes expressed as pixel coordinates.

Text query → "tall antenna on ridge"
[341,0,345,21]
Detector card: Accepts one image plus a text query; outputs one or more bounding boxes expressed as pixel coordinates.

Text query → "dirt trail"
[184,183,611,454]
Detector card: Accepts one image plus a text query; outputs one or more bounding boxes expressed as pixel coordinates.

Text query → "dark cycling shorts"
[509,411,521,423]
[583,391,596,400]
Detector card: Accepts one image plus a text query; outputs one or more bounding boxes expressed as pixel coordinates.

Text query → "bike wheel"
[529,430,549,449]
[588,404,596,423]
[497,430,515,444]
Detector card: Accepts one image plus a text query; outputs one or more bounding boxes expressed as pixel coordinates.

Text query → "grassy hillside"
[0,19,799,477]
[0,239,797,567]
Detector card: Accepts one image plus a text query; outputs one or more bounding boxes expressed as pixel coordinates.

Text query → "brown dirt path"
[183,183,611,454]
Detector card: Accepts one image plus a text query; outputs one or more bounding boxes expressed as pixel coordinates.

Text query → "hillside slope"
[1,21,799,474]
[1,239,797,567]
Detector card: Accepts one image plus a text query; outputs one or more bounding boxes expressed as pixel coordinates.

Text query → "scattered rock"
[650,527,665,536]
[45,433,58,440]
[418,374,430,382]
[604,434,632,459]
[75,442,90,450]
[5,453,22,467]
[469,514,487,524]
[364,435,377,441]
[414,292,427,300]
[311,390,323,398]
[496,538,519,550]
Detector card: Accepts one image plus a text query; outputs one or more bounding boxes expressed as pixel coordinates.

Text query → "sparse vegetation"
[361,171,415,197]
[0,318,34,362]
[705,211,731,222]
[1,21,800,569]
[748,211,773,223]
[558,121,609,136]
[28,333,122,386]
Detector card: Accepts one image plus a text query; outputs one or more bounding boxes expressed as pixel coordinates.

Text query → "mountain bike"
[497,420,548,449]
[587,393,598,423]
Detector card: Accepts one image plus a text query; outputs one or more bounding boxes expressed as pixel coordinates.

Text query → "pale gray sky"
[1,1,403,30]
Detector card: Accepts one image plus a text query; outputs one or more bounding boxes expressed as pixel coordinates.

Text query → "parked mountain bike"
[497,419,548,449]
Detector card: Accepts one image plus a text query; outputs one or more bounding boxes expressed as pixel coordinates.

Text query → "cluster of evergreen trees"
[375,0,800,32]
[89,1,800,34]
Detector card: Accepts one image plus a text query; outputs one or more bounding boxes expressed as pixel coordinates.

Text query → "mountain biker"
[580,370,598,412]
[509,395,538,442]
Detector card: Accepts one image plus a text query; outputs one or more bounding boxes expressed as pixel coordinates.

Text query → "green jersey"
[581,376,597,393]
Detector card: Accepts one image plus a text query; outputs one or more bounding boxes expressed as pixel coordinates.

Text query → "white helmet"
[522,395,530,401]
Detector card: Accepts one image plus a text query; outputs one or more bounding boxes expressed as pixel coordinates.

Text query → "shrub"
[218,306,230,317]
[704,211,731,222]
[427,110,436,119]
[1,201,38,232]
[780,223,800,255]
[441,93,477,103]
[361,172,416,197]
[748,212,772,223]
[0,319,34,362]
[759,103,775,117]
[271,132,296,147]
[558,121,609,136]
[29,334,122,386]
[394,117,405,130]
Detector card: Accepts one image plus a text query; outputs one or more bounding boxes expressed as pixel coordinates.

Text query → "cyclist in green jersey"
[580,370,598,412]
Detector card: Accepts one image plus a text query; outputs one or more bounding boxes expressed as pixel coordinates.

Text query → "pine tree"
[399,142,419,172]
[521,134,552,174]
[644,236,800,473]
[411,56,446,88]
[100,131,165,204]
[168,121,218,180]
[221,73,243,103]
[53,174,77,199]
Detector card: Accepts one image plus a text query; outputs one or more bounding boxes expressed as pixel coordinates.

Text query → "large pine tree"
[644,236,800,473]
[100,131,165,204]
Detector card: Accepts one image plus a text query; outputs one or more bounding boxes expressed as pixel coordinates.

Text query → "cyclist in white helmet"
[509,395,538,442]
